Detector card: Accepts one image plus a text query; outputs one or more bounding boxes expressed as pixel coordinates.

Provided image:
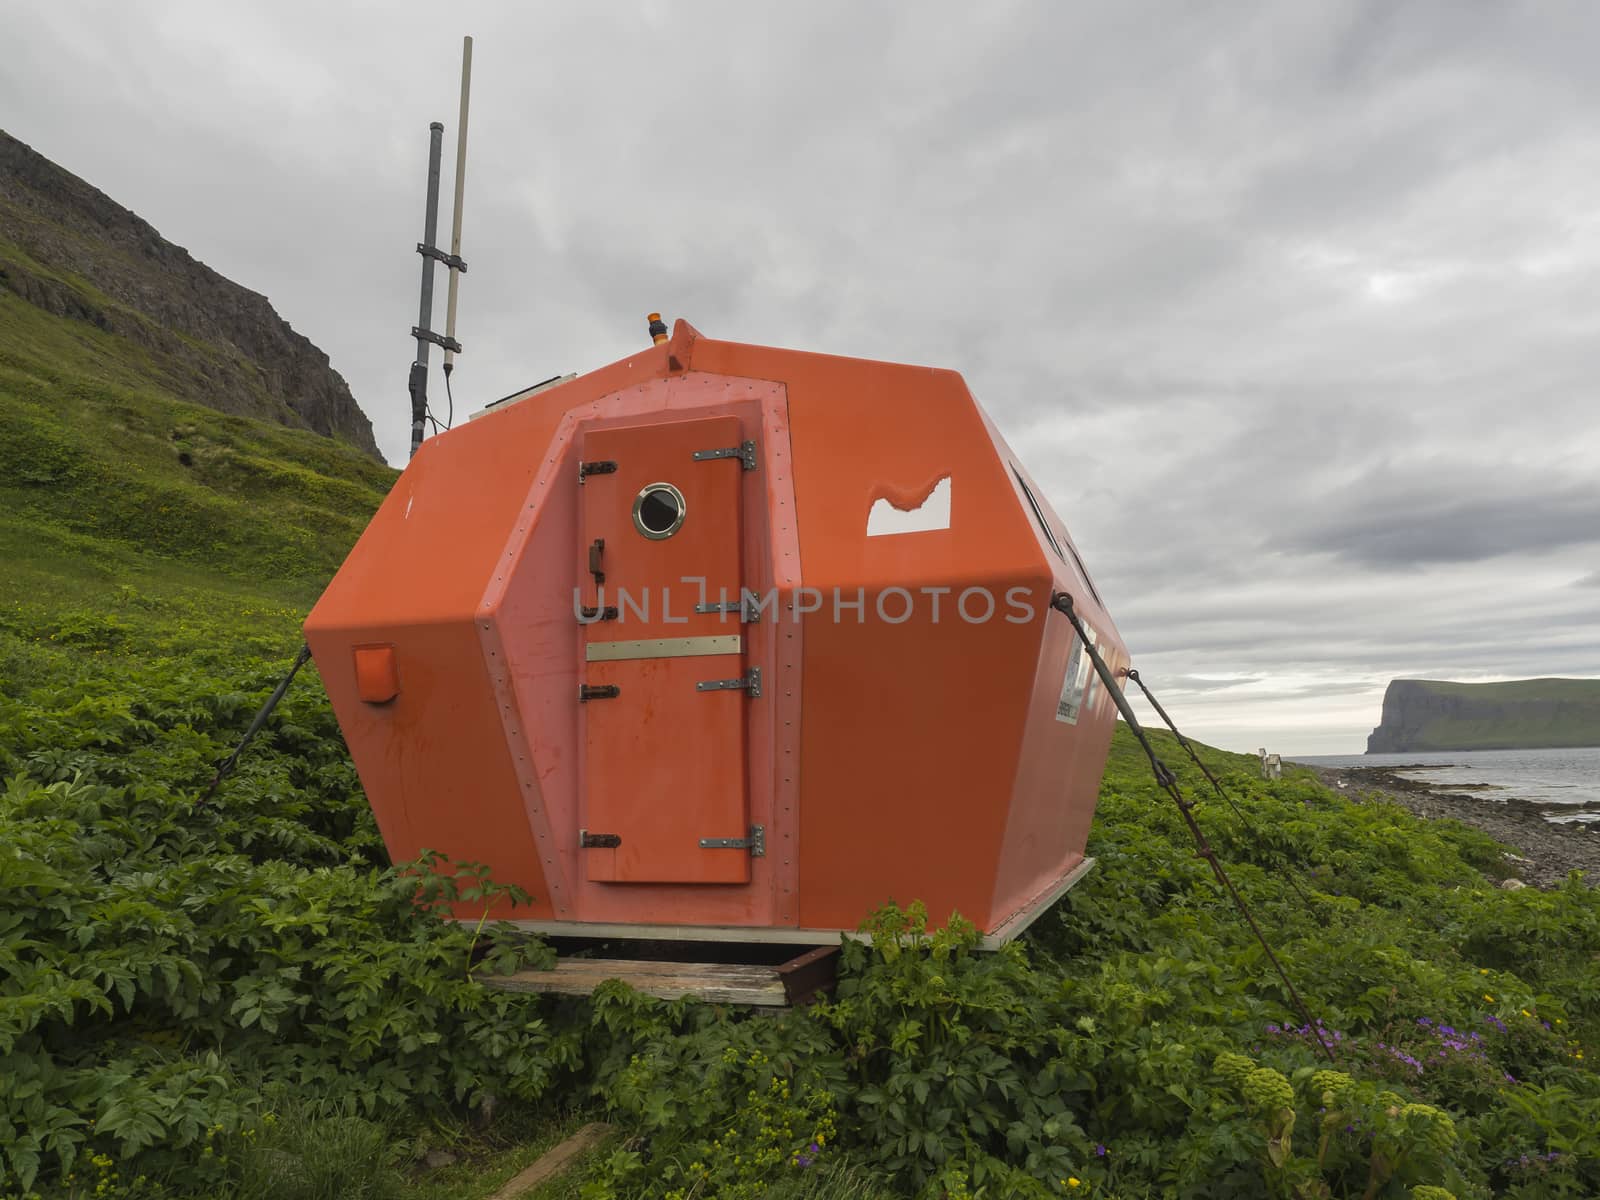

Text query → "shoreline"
[1308,764,1597,889]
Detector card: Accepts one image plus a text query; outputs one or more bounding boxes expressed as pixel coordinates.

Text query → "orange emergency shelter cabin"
[305,321,1126,946]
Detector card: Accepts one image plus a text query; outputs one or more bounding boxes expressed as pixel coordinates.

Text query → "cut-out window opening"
[1011,466,1104,608]
[633,482,686,540]
[866,476,952,537]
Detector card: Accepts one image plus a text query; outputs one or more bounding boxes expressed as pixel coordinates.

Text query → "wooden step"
[480,944,838,1007]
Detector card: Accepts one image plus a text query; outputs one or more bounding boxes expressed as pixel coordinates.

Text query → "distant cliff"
[1366,678,1600,753]
[0,129,380,459]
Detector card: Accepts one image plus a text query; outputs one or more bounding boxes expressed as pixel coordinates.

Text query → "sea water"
[1289,747,1600,825]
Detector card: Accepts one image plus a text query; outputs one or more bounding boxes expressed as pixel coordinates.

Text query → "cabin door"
[577,416,752,884]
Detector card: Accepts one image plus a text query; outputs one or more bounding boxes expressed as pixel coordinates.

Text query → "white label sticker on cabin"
[1056,627,1095,724]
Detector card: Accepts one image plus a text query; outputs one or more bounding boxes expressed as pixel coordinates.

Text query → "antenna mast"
[444,36,473,380]
[406,36,473,460]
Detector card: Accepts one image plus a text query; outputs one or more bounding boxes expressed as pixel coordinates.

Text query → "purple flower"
[1094,1144,1108,1158]
[1417,1017,1432,1026]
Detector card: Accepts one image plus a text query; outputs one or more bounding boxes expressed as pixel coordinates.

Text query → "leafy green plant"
[821,902,1092,1194]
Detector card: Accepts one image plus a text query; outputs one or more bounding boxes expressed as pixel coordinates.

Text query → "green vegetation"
[2,294,1598,1197]
[1368,679,1600,754]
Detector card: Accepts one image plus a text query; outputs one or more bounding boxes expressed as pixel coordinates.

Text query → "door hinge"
[699,824,765,856]
[578,605,619,622]
[588,538,605,585]
[695,666,761,698]
[580,829,622,848]
[578,459,617,482]
[694,590,762,623]
[579,683,620,701]
[692,439,757,471]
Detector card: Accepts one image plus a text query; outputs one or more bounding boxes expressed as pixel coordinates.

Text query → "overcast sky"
[5,2,1598,753]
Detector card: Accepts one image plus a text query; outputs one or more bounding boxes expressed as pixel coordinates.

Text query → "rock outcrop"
[1366,678,1600,753]
[0,129,380,459]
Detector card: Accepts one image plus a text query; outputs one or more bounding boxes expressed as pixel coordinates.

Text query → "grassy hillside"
[2,295,1599,1198]
[0,131,380,455]
[0,286,395,595]
[1369,679,1600,753]
[1408,679,1600,751]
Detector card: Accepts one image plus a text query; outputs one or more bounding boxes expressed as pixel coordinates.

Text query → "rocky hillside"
[0,128,379,458]
[1367,677,1600,753]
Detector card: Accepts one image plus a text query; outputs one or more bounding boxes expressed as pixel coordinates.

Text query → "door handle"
[589,538,605,586]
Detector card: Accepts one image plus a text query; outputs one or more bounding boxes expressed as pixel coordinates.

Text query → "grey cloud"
[1281,467,1600,566]
[6,1,1600,750]
[1155,676,1263,695]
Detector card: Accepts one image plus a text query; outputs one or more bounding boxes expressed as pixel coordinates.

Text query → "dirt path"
[1308,765,1598,889]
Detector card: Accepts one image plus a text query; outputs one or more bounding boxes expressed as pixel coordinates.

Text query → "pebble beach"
[1309,763,1598,890]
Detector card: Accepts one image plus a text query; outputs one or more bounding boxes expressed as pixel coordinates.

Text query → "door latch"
[691,439,757,471]
[578,459,617,482]
[699,825,765,856]
[580,830,622,848]
[578,605,619,622]
[695,666,761,698]
[694,590,762,623]
[579,683,620,701]
[588,538,605,585]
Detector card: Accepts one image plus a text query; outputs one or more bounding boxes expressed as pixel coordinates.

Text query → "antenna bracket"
[416,242,468,272]
[411,327,463,354]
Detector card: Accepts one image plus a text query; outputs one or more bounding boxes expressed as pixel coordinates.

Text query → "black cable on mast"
[1050,593,1335,1063]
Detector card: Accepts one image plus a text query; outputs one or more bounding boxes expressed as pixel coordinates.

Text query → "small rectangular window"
[1012,467,1065,560]
[1011,466,1105,608]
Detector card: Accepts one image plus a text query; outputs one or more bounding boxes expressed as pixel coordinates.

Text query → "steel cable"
[1051,593,1335,1063]
[1123,669,1321,914]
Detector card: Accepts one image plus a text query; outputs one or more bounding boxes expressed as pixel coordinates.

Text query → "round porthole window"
[633,482,686,539]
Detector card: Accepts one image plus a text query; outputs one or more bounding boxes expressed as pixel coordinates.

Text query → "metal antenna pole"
[409,121,445,460]
[443,36,473,378]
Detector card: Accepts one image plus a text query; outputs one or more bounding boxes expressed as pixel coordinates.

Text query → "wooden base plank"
[486,1122,613,1200]
[481,958,790,1006]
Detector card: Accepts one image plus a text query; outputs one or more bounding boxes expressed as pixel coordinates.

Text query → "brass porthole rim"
[632,481,686,540]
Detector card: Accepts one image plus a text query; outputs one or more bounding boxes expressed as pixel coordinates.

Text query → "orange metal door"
[577,416,752,884]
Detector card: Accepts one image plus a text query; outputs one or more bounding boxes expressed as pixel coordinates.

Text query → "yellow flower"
[1484,994,1494,1002]
[1479,968,1489,974]
[1522,1009,1532,1018]
[1069,1179,1082,1189]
